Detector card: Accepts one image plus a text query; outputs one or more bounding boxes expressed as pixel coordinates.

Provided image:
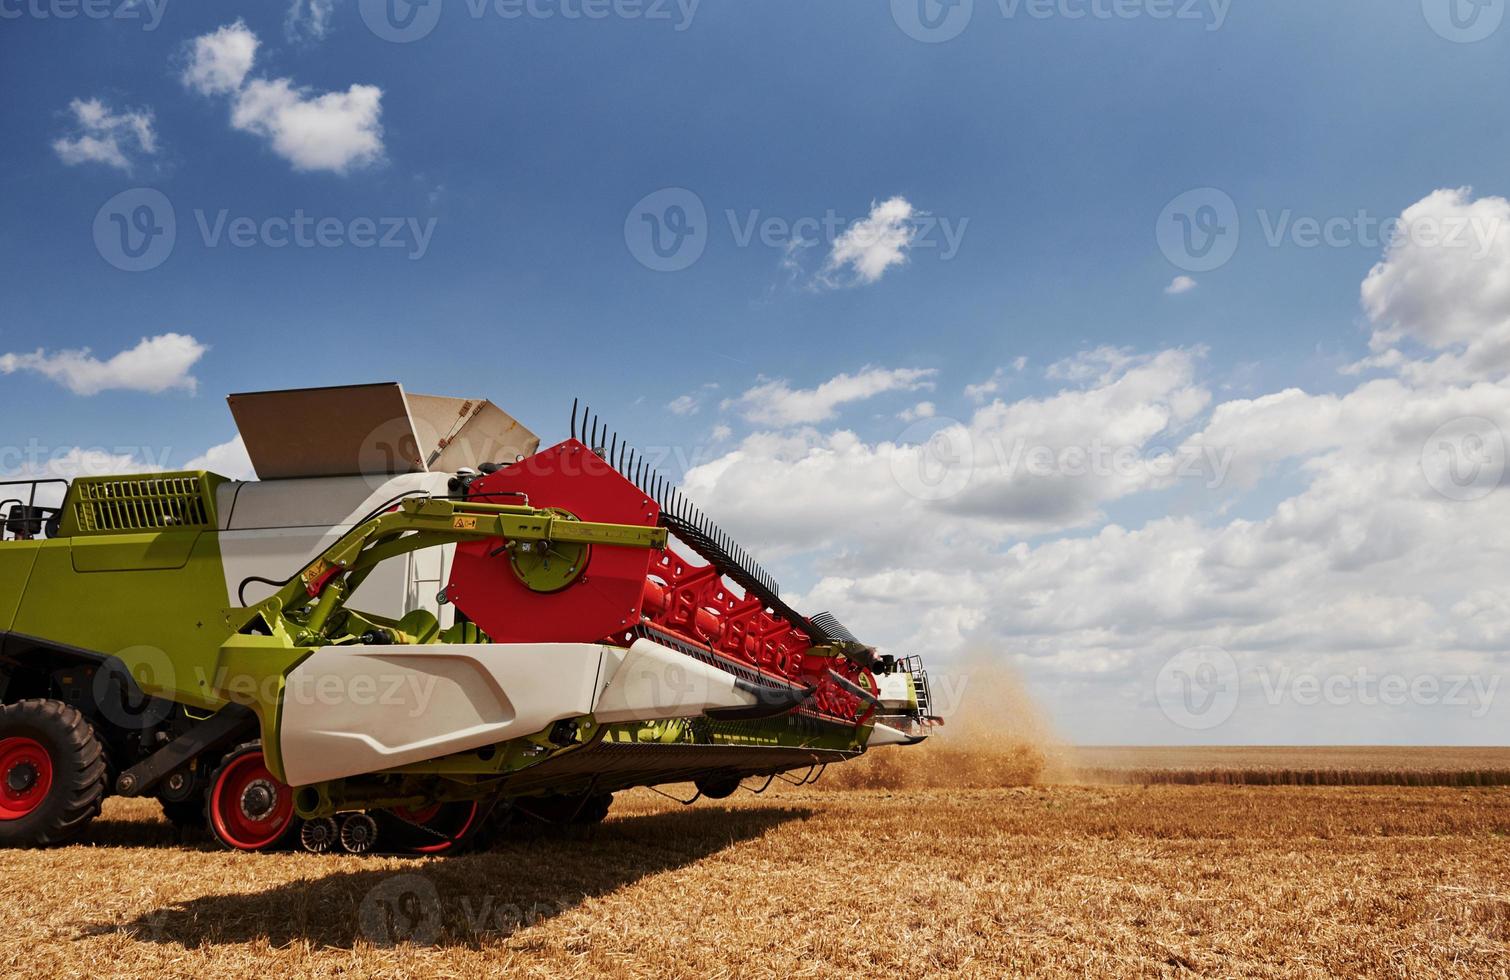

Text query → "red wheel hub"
[210,751,294,851]
[0,737,52,821]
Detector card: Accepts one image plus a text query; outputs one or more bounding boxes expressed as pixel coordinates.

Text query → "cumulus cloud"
[1165,275,1198,295]
[185,435,256,479]
[819,197,918,286]
[52,98,157,172]
[670,190,1510,742]
[1358,187,1510,383]
[230,78,383,174]
[285,0,338,40]
[724,366,936,427]
[182,20,259,96]
[183,20,384,174]
[0,333,207,396]
[667,394,700,416]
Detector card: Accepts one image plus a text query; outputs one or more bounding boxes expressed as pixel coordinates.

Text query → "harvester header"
[0,384,936,854]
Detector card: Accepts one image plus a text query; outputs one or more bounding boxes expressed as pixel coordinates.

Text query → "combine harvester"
[0,385,935,853]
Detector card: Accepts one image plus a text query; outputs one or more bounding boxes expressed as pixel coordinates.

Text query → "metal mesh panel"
[71,476,210,533]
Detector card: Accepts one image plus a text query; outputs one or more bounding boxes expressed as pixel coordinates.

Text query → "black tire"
[0,699,108,848]
[695,774,741,800]
[159,797,208,830]
[576,792,613,824]
[515,791,614,825]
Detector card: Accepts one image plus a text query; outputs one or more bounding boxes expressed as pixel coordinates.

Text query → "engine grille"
[71,476,212,533]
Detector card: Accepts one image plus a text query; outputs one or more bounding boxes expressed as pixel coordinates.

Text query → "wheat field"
[1,767,1507,979]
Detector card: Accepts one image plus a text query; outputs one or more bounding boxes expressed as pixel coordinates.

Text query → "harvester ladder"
[900,654,934,718]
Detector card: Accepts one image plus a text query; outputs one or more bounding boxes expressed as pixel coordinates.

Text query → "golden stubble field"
[3,676,1508,978]
[1,765,1507,979]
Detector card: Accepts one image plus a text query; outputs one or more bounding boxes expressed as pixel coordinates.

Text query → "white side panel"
[593,638,759,723]
[874,672,916,710]
[280,643,610,786]
[220,473,453,531]
[867,723,918,747]
[215,473,457,620]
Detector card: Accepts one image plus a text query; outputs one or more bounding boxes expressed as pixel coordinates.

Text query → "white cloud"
[672,195,1510,741]
[52,98,157,172]
[183,20,384,174]
[688,342,1508,741]
[1165,275,1198,295]
[725,366,937,427]
[285,0,338,40]
[1358,187,1510,383]
[819,197,918,286]
[182,20,259,96]
[185,435,256,480]
[667,394,700,416]
[1046,345,1150,385]
[899,401,936,422]
[230,78,384,174]
[0,333,208,396]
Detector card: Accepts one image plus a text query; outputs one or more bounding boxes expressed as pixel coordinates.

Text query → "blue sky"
[4,0,1509,744]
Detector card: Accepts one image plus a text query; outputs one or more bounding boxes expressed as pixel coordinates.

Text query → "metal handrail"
[0,478,70,540]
